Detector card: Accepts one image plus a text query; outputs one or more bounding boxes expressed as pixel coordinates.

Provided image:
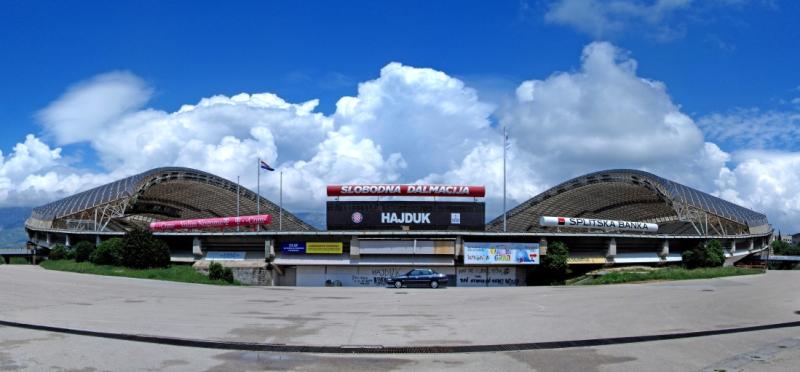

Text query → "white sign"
[205,251,246,260]
[539,216,658,232]
[451,213,461,224]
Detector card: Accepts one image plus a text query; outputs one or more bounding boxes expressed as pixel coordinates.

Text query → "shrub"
[222,267,235,283]
[90,238,123,265]
[49,244,68,260]
[683,240,725,269]
[73,241,95,263]
[208,261,224,281]
[119,229,171,269]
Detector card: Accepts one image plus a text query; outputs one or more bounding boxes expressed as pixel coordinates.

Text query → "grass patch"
[8,257,29,264]
[571,266,763,285]
[40,260,239,286]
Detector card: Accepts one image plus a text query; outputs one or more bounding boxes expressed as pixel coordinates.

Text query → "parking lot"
[1,265,799,371]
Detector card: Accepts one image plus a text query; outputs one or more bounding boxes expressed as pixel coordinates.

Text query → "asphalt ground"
[1,265,799,371]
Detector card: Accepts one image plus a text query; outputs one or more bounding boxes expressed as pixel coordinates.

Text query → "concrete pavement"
[1,265,799,370]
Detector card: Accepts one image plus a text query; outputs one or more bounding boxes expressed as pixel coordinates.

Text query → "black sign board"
[326,201,485,231]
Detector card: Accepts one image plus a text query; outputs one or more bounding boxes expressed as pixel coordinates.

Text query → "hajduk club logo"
[351,212,364,224]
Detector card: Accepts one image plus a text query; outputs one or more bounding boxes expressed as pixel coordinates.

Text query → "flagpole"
[236,176,240,232]
[503,126,507,232]
[256,159,261,231]
[279,170,283,231]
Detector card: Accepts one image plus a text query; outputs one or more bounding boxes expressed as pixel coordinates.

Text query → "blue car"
[387,268,448,289]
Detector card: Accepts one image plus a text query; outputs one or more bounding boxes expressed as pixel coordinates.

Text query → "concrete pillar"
[730,239,736,254]
[749,239,755,251]
[349,237,360,258]
[454,236,463,258]
[192,237,203,258]
[660,240,669,259]
[65,235,71,247]
[266,239,275,260]
[46,233,52,246]
[539,237,548,256]
[95,235,101,246]
[606,238,617,258]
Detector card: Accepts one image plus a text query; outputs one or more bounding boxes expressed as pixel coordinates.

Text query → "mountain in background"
[0,207,31,248]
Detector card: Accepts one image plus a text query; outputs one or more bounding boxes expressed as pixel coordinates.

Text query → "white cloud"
[544,0,692,40]
[500,41,726,190]
[0,41,796,233]
[715,151,800,232]
[38,71,152,145]
[698,108,800,151]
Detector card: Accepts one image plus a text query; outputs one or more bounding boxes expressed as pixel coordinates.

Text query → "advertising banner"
[464,242,540,265]
[205,251,246,261]
[359,240,455,255]
[281,242,306,254]
[327,184,485,197]
[150,214,272,231]
[539,216,658,233]
[327,201,485,231]
[306,242,343,254]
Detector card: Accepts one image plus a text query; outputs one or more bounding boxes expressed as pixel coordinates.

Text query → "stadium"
[25,167,772,286]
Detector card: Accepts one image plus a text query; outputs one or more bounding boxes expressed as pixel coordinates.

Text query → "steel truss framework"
[26,167,314,232]
[488,169,770,236]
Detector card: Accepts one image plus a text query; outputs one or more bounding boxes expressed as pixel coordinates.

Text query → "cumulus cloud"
[499,41,727,190]
[2,41,798,232]
[715,151,800,232]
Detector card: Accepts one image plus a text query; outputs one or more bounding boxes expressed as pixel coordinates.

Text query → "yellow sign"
[306,242,343,254]
[567,256,607,264]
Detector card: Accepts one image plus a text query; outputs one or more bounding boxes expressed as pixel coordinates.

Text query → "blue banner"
[281,242,306,254]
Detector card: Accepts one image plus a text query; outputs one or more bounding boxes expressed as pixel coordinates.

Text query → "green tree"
[770,239,797,256]
[73,241,95,263]
[119,229,171,269]
[48,244,68,260]
[90,238,123,265]
[683,239,725,269]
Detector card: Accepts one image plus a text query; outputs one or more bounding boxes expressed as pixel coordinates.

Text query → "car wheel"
[430,280,439,289]
[394,281,403,289]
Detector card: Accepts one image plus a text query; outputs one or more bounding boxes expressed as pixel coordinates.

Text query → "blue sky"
[3,1,797,149]
[1,0,799,231]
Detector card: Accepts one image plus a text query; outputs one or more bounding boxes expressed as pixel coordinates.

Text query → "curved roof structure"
[487,169,770,236]
[26,167,314,232]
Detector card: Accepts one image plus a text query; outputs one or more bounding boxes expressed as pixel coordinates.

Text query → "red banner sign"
[150,214,272,231]
[327,184,485,197]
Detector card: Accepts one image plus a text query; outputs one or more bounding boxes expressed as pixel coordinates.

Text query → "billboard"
[150,214,271,231]
[539,216,658,233]
[327,184,485,197]
[280,242,343,254]
[464,242,540,265]
[327,201,484,230]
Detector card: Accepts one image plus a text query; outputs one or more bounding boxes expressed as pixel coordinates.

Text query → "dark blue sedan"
[387,268,448,288]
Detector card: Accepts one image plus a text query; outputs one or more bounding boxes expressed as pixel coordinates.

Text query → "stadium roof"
[26,167,314,232]
[487,169,770,236]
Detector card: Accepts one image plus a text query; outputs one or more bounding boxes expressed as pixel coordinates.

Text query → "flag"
[260,160,275,171]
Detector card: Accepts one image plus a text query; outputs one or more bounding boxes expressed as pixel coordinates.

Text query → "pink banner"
[149,214,272,231]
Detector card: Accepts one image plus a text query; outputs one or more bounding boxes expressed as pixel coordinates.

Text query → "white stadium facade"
[25,167,772,286]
